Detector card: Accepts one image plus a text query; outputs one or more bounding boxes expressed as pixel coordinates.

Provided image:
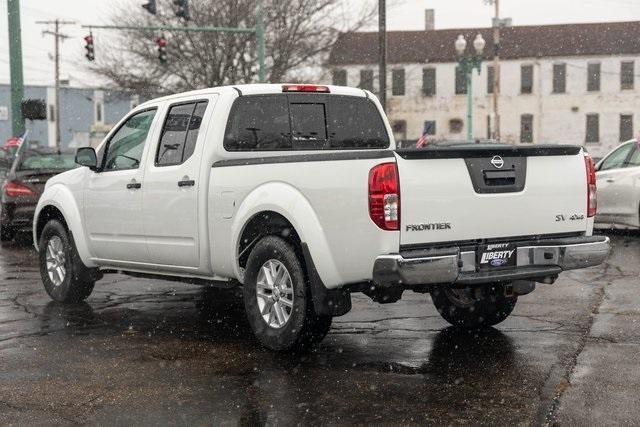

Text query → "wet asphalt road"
[0,233,639,425]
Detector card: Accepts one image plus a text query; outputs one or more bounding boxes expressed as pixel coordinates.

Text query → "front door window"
[103,109,157,171]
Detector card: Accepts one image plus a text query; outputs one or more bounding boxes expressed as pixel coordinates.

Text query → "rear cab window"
[156,101,208,166]
[224,94,389,151]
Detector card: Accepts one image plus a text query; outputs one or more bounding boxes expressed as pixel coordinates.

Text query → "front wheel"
[431,283,517,328]
[39,220,96,303]
[243,236,332,351]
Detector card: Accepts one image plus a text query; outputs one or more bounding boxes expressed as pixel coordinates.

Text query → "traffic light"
[142,0,157,15]
[156,35,167,63]
[173,0,190,20]
[84,33,95,61]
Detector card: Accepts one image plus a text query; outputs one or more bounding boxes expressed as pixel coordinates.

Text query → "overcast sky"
[2,0,640,86]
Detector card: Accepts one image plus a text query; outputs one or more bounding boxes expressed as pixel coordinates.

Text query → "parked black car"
[0,147,76,241]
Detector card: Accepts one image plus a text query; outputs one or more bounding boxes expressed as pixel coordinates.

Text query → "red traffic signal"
[84,33,95,61]
[156,36,167,63]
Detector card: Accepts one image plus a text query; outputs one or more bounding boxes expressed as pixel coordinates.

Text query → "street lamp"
[455,33,485,140]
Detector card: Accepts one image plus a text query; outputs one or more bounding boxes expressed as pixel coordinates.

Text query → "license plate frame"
[477,242,517,270]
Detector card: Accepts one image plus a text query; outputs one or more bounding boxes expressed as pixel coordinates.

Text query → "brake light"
[585,154,597,217]
[369,163,400,230]
[282,84,330,93]
[3,181,35,198]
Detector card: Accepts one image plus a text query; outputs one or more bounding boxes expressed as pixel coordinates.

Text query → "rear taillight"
[369,163,400,230]
[282,84,330,93]
[3,181,35,198]
[585,154,597,217]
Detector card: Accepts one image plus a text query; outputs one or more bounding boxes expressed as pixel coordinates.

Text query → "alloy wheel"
[255,259,294,329]
[45,235,66,287]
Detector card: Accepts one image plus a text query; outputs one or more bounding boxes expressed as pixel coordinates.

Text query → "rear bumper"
[0,201,36,231]
[372,235,610,287]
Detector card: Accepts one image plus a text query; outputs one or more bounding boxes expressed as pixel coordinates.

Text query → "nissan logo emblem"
[491,155,504,169]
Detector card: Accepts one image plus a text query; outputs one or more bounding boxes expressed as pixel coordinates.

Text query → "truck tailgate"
[396,145,588,246]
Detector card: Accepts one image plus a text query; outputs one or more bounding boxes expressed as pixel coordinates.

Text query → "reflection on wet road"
[1,233,639,424]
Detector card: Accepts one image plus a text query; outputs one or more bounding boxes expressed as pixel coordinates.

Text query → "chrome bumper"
[373,236,610,286]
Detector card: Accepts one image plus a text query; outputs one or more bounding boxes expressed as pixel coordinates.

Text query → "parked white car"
[595,139,640,229]
[33,84,609,351]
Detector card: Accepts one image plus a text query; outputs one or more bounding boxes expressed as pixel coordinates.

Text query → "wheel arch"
[34,185,96,267]
[230,182,340,287]
[230,182,350,316]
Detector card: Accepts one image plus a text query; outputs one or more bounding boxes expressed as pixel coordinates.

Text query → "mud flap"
[301,243,352,317]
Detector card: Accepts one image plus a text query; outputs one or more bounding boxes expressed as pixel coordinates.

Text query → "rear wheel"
[39,220,96,303]
[431,283,517,328]
[243,236,332,351]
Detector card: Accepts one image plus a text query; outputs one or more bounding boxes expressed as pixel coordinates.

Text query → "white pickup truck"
[34,84,610,351]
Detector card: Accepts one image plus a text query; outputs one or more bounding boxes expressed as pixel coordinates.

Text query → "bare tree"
[89,0,375,95]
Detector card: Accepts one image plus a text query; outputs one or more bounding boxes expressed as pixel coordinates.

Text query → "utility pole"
[492,0,501,141]
[36,19,75,149]
[378,0,387,112]
[256,0,265,83]
[7,0,25,137]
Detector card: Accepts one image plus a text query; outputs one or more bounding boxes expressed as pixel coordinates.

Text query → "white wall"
[332,54,640,158]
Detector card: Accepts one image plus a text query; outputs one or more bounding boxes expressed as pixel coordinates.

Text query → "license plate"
[477,243,517,269]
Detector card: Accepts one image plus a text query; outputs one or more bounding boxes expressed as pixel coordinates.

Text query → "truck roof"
[138,84,367,108]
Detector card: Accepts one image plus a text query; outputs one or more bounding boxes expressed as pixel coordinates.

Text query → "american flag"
[415,122,434,148]
[13,130,29,156]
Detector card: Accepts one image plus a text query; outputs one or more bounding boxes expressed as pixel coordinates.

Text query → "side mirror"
[594,160,602,172]
[75,147,98,171]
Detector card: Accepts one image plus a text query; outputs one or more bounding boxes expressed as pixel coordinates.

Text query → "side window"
[625,147,640,168]
[599,143,634,171]
[103,109,156,171]
[326,96,390,149]
[156,101,208,166]
[290,103,327,149]
[224,95,291,151]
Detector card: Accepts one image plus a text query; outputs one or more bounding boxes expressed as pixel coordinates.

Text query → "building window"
[95,102,103,124]
[587,63,601,92]
[423,120,436,136]
[487,65,494,94]
[332,69,347,86]
[586,114,599,143]
[422,68,436,96]
[455,66,467,95]
[620,114,633,141]
[392,120,407,143]
[553,63,566,93]
[520,114,533,143]
[359,69,374,92]
[391,69,405,96]
[521,65,533,94]
[449,118,463,134]
[48,105,55,122]
[621,61,634,90]
[487,115,491,139]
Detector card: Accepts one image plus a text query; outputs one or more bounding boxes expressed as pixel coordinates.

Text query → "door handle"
[606,178,616,183]
[126,181,142,189]
[178,179,195,187]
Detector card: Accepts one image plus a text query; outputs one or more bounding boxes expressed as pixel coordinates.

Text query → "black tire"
[431,283,517,328]
[0,225,15,242]
[39,220,96,303]
[243,236,332,351]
